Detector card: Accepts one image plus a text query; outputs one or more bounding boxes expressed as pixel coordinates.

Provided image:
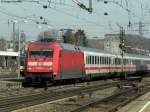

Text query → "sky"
[0,0,150,41]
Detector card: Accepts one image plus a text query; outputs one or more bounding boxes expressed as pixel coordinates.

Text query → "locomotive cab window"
[29,49,53,58]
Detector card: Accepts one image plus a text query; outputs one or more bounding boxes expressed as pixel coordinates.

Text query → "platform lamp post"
[13,20,28,78]
[18,28,21,78]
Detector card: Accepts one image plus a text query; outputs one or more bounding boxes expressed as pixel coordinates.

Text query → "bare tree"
[74,29,87,47]
[37,29,58,42]
[63,29,75,44]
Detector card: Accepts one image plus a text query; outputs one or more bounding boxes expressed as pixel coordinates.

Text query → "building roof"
[0,51,18,56]
[105,34,150,51]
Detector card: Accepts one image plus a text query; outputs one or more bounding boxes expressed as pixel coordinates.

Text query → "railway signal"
[119,27,126,78]
[119,27,126,54]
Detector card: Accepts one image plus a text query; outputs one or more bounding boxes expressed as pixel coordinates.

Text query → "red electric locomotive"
[24,42,84,86]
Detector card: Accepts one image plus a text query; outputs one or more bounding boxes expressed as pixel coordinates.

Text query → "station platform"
[118,92,150,112]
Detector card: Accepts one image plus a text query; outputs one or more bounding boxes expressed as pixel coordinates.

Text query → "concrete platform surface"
[118,92,150,112]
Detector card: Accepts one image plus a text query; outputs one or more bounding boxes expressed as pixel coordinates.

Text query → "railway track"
[69,82,150,112]
[0,80,135,112]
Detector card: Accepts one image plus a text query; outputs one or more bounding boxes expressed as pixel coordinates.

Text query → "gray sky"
[0,0,150,41]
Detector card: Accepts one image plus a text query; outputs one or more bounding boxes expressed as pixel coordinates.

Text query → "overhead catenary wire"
[0,0,150,37]
[35,1,109,29]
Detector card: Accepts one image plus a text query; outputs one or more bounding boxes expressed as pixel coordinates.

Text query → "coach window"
[94,56,95,64]
[108,57,110,64]
[104,57,106,64]
[107,57,109,64]
[91,56,92,64]
[90,56,92,64]
[92,56,94,64]
[112,58,114,65]
[104,57,107,65]
[91,56,93,64]
[100,56,101,64]
[87,56,90,64]
[99,56,102,64]
[101,57,103,64]
[87,56,89,64]
[103,57,105,64]
[96,56,98,64]
[89,56,91,64]
[111,58,113,65]
[99,56,101,64]
[97,56,99,64]
[107,57,109,65]
[86,56,88,64]
[101,56,103,64]
[95,56,97,64]
[102,57,104,64]
[88,56,90,64]
[91,56,94,64]
[94,56,96,64]
[93,56,95,64]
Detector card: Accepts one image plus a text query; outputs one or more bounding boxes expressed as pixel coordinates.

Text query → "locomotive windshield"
[29,50,53,58]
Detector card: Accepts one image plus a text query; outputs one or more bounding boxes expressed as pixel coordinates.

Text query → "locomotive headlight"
[28,67,32,70]
[28,62,37,66]
[49,62,53,66]
[43,62,53,66]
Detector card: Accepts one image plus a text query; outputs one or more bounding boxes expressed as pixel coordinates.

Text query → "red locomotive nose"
[27,47,54,73]
[27,61,53,72]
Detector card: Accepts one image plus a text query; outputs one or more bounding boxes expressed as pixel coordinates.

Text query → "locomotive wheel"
[44,81,48,91]
[85,75,91,82]
[22,80,31,87]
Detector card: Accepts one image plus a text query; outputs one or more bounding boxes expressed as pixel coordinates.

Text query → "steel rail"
[0,80,133,112]
[69,83,150,112]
